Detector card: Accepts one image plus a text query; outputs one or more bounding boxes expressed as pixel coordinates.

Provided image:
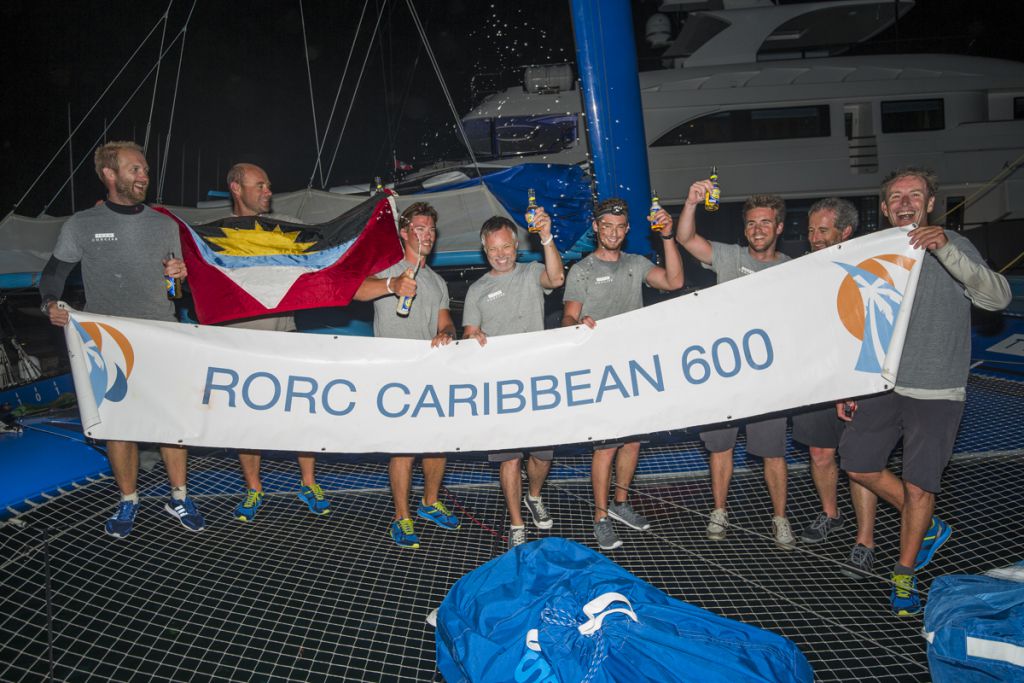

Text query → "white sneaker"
[508,526,527,549]
[772,515,796,550]
[707,508,728,540]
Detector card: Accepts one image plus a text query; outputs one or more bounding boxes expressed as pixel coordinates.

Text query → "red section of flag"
[155,201,403,325]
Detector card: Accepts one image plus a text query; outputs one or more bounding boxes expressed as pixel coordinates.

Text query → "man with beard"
[675,184,794,549]
[561,197,684,551]
[463,210,564,548]
[218,163,332,522]
[39,141,205,538]
[838,168,1010,615]
[357,202,460,549]
[791,199,879,578]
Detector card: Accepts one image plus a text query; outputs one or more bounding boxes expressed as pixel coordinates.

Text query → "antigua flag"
[157,194,403,325]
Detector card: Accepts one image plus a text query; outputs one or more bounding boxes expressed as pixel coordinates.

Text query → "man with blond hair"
[39,141,205,538]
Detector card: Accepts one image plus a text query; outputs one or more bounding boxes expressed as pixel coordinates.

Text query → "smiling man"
[675,184,794,549]
[837,168,1011,616]
[562,197,684,551]
[463,210,565,548]
[38,141,204,538]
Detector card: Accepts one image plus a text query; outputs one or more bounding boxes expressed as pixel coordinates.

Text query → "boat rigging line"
[155,0,199,204]
[142,0,176,156]
[298,0,326,190]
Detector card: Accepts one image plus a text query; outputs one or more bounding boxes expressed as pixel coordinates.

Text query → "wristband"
[386,276,394,294]
[660,231,676,240]
[540,235,554,246]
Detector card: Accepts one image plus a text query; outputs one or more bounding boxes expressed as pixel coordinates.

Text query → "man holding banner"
[463,211,565,549]
[791,199,878,576]
[39,141,205,538]
[561,197,684,551]
[359,202,461,549]
[217,163,331,522]
[675,186,794,549]
[837,168,1011,616]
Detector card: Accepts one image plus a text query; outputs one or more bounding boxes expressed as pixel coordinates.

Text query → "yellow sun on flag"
[207,219,317,256]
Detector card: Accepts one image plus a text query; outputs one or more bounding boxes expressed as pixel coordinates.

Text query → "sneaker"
[914,517,952,572]
[389,518,419,549]
[524,495,553,530]
[509,526,527,549]
[707,508,728,540]
[800,511,845,544]
[607,501,651,531]
[164,497,206,532]
[297,483,331,516]
[890,573,922,616]
[772,515,796,550]
[234,489,264,522]
[104,500,139,538]
[841,543,876,579]
[417,500,461,530]
[593,517,622,550]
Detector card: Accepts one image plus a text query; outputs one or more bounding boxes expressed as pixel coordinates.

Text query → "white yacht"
[445,0,1024,235]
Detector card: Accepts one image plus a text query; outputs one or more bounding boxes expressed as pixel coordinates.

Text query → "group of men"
[39,140,1011,616]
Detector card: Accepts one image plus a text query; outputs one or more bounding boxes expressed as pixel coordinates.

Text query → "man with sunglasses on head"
[561,197,684,551]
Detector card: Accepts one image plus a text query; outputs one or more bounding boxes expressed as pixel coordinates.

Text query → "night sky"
[3,0,1022,218]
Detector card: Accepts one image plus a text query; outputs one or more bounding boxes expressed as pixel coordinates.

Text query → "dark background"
[2,0,1023,218]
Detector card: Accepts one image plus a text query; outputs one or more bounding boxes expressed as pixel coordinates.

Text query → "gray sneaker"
[607,501,651,531]
[841,543,876,579]
[707,508,728,540]
[508,526,527,549]
[772,515,796,550]
[800,511,845,544]
[523,495,553,530]
[593,518,622,550]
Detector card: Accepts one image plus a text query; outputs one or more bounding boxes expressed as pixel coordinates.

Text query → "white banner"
[66,228,923,454]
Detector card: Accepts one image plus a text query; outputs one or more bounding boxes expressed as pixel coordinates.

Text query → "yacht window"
[464,118,496,159]
[881,99,944,133]
[651,105,830,147]
[1015,97,1024,120]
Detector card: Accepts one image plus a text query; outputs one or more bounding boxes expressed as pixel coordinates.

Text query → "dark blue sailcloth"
[436,537,813,682]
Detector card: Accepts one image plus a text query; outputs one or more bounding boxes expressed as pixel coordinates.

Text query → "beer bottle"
[374,176,383,194]
[165,251,183,300]
[526,188,539,232]
[704,167,721,212]
[648,191,664,231]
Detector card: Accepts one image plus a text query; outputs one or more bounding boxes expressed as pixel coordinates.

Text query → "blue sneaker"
[164,497,206,531]
[234,489,264,522]
[297,483,331,516]
[914,517,952,571]
[890,573,922,616]
[104,500,139,538]
[417,500,460,530]
[389,518,420,549]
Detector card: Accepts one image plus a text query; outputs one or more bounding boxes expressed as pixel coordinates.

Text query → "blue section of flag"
[187,225,358,270]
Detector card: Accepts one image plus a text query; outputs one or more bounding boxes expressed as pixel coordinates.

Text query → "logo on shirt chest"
[739,266,756,277]
[486,290,506,302]
[92,233,117,242]
[594,275,613,285]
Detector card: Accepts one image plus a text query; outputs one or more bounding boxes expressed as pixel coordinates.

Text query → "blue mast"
[570,0,652,255]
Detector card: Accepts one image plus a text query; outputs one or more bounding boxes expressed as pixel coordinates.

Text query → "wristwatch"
[40,300,54,315]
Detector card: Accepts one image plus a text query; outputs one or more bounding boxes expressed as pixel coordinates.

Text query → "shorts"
[838,392,964,493]
[488,450,554,463]
[792,405,845,449]
[223,314,297,332]
[700,416,787,458]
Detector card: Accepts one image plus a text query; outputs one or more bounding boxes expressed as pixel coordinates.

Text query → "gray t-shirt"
[563,252,654,321]
[703,242,791,284]
[52,203,181,321]
[463,262,550,336]
[373,259,450,340]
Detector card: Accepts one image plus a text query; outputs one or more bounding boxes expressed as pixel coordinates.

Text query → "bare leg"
[763,457,788,518]
[850,478,878,547]
[421,455,446,506]
[612,441,641,504]
[709,449,733,510]
[592,446,617,522]
[107,440,140,496]
[297,453,316,487]
[526,456,552,499]
[389,456,414,520]
[239,451,262,491]
[848,469,905,511]
[500,458,524,527]
[160,445,188,490]
[809,446,838,517]
[899,482,934,568]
